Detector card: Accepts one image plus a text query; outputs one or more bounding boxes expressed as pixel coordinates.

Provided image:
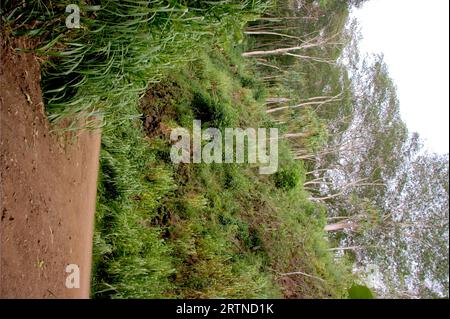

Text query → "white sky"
[352,0,449,154]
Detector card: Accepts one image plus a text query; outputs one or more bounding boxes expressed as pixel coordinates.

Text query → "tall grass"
[2,0,355,298]
[2,0,269,127]
[91,46,353,298]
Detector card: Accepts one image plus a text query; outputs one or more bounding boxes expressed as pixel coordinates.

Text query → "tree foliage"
[245,0,449,298]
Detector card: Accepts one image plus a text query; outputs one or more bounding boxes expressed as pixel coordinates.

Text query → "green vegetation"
[2,0,447,299]
[1,0,266,126]
[93,46,353,298]
[242,0,449,298]
[348,284,374,299]
[1,0,357,298]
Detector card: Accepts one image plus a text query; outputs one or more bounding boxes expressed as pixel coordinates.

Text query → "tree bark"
[328,246,363,251]
[324,221,359,232]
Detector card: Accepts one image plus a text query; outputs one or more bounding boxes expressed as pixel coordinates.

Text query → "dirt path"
[0,37,101,298]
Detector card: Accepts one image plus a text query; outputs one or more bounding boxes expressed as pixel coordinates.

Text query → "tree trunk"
[328,246,363,251]
[244,31,302,40]
[324,221,359,232]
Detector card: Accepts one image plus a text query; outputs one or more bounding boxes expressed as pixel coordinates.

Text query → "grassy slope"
[1,0,354,299]
[93,43,353,298]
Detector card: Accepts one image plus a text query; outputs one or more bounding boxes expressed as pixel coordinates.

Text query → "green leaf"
[348,284,375,299]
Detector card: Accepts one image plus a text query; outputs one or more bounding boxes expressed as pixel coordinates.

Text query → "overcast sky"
[351,0,449,154]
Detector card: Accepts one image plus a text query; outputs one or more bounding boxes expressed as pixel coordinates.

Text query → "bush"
[240,74,256,88]
[274,166,301,190]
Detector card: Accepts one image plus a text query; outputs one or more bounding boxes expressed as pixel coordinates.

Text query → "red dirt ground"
[0,36,101,298]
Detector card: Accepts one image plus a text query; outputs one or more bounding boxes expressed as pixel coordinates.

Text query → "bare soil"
[140,80,180,138]
[0,36,101,298]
